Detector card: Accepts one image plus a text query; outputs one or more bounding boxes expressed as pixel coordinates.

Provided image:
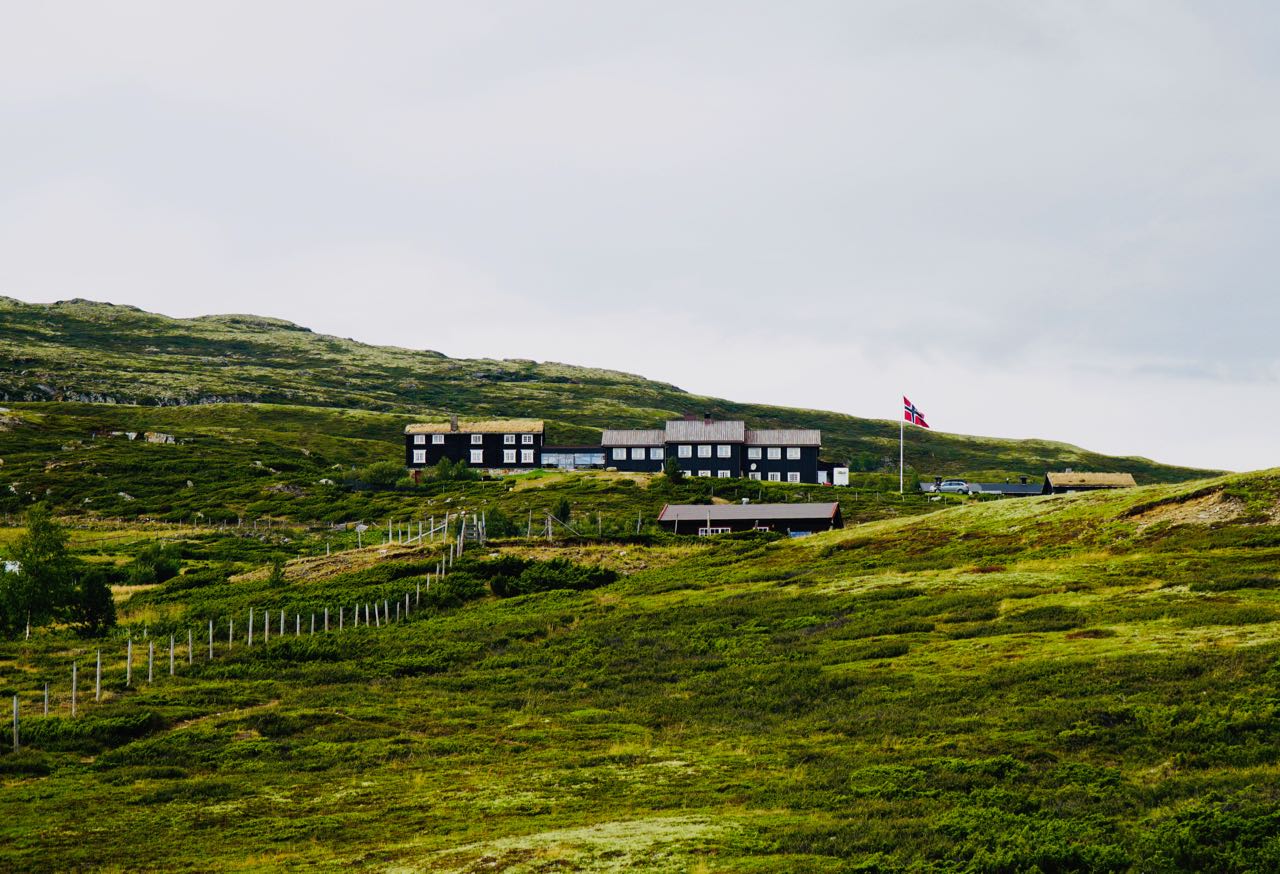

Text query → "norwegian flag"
[903,396,929,428]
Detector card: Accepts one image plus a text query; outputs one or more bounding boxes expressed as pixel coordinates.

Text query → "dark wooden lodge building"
[657,502,843,536]
[405,414,830,483]
[405,416,544,472]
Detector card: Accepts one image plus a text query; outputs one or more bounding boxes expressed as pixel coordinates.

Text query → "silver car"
[938,479,969,494]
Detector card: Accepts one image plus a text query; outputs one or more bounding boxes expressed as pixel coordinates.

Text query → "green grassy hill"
[0,296,1213,482]
[3,471,1280,869]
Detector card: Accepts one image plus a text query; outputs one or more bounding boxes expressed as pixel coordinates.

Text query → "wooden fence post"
[169,635,175,676]
[263,610,269,644]
[295,614,300,636]
[324,608,329,632]
[339,607,343,630]
[126,638,133,686]
[248,608,254,647]
[96,649,102,702]
[279,610,285,637]
[188,629,193,666]
[11,696,16,752]
[209,620,214,660]
[71,662,77,717]
[43,683,48,717]
[229,618,234,649]
[310,614,315,636]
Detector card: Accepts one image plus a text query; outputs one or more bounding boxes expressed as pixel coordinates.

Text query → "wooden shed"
[657,502,842,536]
[1041,472,1136,494]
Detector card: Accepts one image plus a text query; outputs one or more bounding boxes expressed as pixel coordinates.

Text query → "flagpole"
[899,415,904,494]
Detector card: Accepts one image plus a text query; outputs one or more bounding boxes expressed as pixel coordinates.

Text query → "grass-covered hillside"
[0,296,1213,482]
[4,470,1280,870]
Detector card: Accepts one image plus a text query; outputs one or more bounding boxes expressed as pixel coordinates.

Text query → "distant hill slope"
[0,296,1213,482]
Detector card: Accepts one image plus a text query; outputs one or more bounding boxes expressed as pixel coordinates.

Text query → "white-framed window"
[412,449,426,464]
[786,447,801,460]
[697,445,712,458]
[471,434,483,445]
[717,444,731,458]
[698,469,712,478]
[787,472,801,483]
[649,447,663,460]
[717,470,731,478]
[698,526,732,536]
[767,447,782,460]
[747,447,761,460]
[678,445,692,458]
[504,434,515,445]
[631,447,646,460]
[503,449,517,464]
[768,472,781,482]
[521,449,534,464]
[753,524,771,532]
[748,472,761,481]
[612,447,627,461]
[413,434,425,445]
[469,449,484,464]
[522,434,534,445]
[432,434,444,444]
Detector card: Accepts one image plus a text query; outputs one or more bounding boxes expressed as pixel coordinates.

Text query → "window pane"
[432,434,444,444]
[786,447,801,460]
[697,445,711,458]
[412,450,426,463]
[470,450,484,464]
[747,448,761,460]
[717,445,731,458]
[471,434,483,444]
[612,448,627,460]
[788,472,800,483]
[521,449,534,464]
[504,450,516,463]
[678,445,692,458]
[522,434,533,444]
[717,470,730,478]
[413,434,425,445]
[504,434,515,444]
[767,448,781,459]
[650,447,663,460]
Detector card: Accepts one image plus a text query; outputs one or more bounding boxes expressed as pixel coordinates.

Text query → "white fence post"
[324,608,329,632]
[126,638,133,686]
[71,662,77,717]
[148,642,154,683]
[248,608,254,647]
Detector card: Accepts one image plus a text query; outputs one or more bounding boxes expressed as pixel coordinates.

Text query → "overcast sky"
[2,2,1277,471]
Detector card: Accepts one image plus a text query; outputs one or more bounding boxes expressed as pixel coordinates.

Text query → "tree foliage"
[0,503,76,638]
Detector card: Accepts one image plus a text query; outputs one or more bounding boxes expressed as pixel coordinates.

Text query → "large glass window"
[678,445,692,458]
[612,448,627,461]
[786,447,801,460]
[412,449,426,464]
[649,447,663,460]
[717,445,731,458]
[747,447,761,460]
[521,449,534,464]
[631,447,646,460]
[469,449,484,464]
[767,447,782,460]
[503,449,517,464]
[787,472,801,483]
[697,445,712,458]
[768,472,781,482]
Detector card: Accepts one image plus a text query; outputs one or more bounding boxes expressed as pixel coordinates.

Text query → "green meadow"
[3,470,1280,871]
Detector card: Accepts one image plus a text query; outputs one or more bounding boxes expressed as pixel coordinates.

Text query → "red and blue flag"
[903,396,929,428]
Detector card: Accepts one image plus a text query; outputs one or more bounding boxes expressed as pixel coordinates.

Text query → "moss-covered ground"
[3,471,1280,870]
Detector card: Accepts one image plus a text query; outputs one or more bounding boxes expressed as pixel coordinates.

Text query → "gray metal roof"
[658,502,839,522]
[968,482,1041,495]
[745,429,821,446]
[664,420,746,443]
[600,429,665,446]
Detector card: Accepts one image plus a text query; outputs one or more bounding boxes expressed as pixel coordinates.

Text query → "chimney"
[449,414,459,432]
[703,411,712,425]
[1019,476,1028,484]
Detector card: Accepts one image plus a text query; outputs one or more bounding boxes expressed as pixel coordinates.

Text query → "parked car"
[938,479,969,494]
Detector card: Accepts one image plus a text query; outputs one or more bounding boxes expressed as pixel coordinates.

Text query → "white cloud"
[1,2,1278,472]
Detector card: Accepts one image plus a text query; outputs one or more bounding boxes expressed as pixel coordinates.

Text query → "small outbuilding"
[657,502,843,536]
[1041,471,1137,494]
